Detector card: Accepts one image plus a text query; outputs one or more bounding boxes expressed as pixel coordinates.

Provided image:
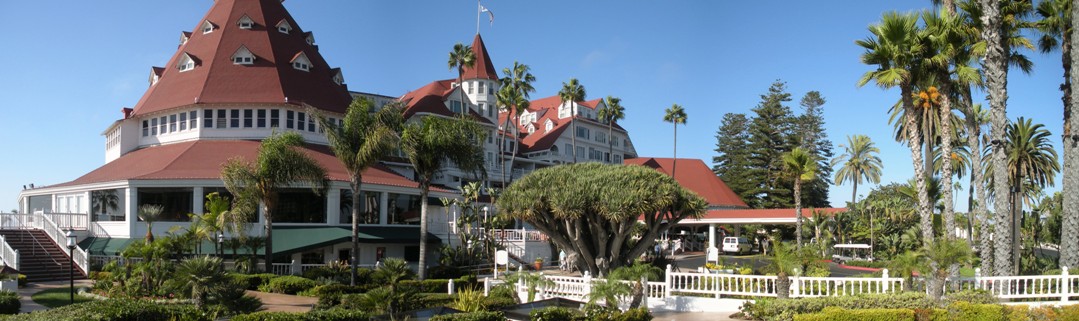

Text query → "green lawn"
[30,287,94,308]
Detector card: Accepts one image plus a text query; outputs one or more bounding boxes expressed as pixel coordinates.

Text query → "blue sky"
[0,1,1065,212]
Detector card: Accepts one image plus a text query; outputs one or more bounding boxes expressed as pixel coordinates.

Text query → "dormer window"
[148,67,163,86]
[545,120,554,132]
[179,31,191,46]
[290,52,311,72]
[526,124,535,134]
[237,15,254,29]
[276,20,292,34]
[232,46,255,65]
[177,52,198,72]
[305,32,315,45]
[331,68,344,85]
[201,20,215,34]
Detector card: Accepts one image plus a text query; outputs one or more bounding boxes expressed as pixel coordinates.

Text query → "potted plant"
[533,258,544,271]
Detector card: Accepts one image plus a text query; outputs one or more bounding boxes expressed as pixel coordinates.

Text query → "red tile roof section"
[398,79,493,125]
[52,140,441,192]
[502,95,624,153]
[624,157,749,208]
[131,0,353,117]
[699,207,848,221]
[461,34,498,80]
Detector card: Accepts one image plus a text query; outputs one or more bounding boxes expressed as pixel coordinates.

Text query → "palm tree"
[90,189,119,218]
[497,61,536,185]
[1004,118,1060,274]
[960,103,994,274]
[243,236,266,273]
[832,134,883,206]
[314,98,403,286]
[598,96,626,163]
[922,238,973,300]
[221,132,327,272]
[448,43,475,117]
[857,12,936,248]
[1036,0,1079,269]
[587,276,631,309]
[137,204,163,242]
[888,250,923,292]
[173,256,227,309]
[768,241,800,299]
[559,78,586,163]
[609,261,661,309]
[401,116,486,280]
[663,104,687,176]
[783,147,817,249]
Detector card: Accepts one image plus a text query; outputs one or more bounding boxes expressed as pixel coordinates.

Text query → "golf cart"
[831,243,874,264]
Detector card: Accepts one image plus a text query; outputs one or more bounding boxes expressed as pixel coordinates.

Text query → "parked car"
[722,237,752,255]
[831,243,874,264]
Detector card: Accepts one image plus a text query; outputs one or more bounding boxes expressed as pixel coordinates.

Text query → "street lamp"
[65,229,75,304]
[217,233,225,257]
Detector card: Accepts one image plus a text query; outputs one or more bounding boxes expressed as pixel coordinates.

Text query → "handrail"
[36,212,89,274]
[25,227,62,268]
[0,236,18,271]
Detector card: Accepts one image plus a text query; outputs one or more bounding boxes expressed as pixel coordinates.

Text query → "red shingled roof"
[51,140,437,191]
[132,0,353,117]
[398,79,494,125]
[693,207,848,224]
[461,34,498,81]
[624,157,748,208]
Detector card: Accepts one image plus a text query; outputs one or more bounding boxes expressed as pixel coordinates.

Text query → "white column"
[192,187,204,215]
[379,192,389,224]
[708,224,716,250]
[326,188,340,224]
[126,187,138,238]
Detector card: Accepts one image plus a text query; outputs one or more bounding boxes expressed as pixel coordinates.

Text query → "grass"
[30,287,94,308]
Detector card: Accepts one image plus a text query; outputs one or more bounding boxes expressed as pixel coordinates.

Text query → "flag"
[480,4,494,25]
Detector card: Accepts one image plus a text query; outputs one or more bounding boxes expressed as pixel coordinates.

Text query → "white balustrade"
[44,213,88,231]
[0,236,18,271]
[794,276,904,297]
[271,261,295,275]
[37,212,90,274]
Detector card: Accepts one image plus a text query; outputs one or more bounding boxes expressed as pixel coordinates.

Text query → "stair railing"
[0,236,18,271]
[35,212,89,274]
[24,227,64,269]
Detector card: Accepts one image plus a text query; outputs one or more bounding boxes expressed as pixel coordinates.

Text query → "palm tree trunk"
[351,177,362,286]
[672,123,678,176]
[1012,183,1023,275]
[980,0,1013,277]
[851,179,858,206]
[939,81,959,286]
[501,114,510,186]
[418,184,430,280]
[901,85,934,245]
[571,114,578,163]
[1059,7,1079,269]
[795,179,803,249]
[964,88,993,276]
[509,116,521,182]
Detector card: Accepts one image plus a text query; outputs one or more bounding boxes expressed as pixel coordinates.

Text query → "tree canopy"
[497,163,706,276]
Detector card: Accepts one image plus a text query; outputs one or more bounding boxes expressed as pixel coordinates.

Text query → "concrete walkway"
[653,311,743,321]
[245,290,317,313]
[18,279,93,313]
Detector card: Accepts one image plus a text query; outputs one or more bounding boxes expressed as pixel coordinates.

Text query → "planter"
[0,279,16,292]
[534,261,543,270]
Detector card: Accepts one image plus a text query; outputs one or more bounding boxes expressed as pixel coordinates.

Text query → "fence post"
[641,276,649,307]
[583,272,592,301]
[290,259,298,275]
[12,250,18,271]
[516,266,525,302]
[664,264,672,299]
[483,277,490,296]
[1062,266,1069,303]
[974,267,982,291]
[791,275,800,298]
[448,278,455,295]
[882,268,890,292]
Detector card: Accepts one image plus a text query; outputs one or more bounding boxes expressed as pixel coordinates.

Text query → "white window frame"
[238,15,254,29]
[276,20,292,34]
[201,20,215,34]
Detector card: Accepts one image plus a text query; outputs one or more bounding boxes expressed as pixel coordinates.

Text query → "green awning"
[79,237,135,256]
[78,226,440,257]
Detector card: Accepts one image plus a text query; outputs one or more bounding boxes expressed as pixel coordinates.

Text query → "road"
[673,251,872,277]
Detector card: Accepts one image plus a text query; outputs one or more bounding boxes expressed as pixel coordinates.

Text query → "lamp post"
[65,229,75,305]
[217,233,225,257]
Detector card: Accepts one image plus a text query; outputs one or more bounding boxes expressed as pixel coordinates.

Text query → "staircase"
[0,230,86,282]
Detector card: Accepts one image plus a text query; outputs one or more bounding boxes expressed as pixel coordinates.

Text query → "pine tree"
[796,91,834,208]
[713,113,757,206]
[746,81,796,209]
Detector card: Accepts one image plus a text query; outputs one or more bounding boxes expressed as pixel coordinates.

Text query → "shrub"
[944,302,1004,321]
[301,262,355,284]
[428,265,464,279]
[307,283,353,307]
[16,275,25,288]
[398,276,476,293]
[231,309,370,321]
[482,296,517,310]
[529,307,581,321]
[794,307,915,321]
[417,293,456,309]
[743,292,936,321]
[0,291,18,314]
[12,299,214,321]
[843,261,888,269]
[1060,304,1079,321]
[582,307,653,321]
[259,275,318,295]
[942,289,997,305]
[450,288,486,312]
[430,311,505,321]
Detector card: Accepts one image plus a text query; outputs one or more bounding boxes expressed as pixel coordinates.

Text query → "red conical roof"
[131,0,352,116]
[461,34,498,81]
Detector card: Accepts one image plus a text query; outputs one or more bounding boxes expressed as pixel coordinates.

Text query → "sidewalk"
[18,279,93,313]
[244,290,316,313]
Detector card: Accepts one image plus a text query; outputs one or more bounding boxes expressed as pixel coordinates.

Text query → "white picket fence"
[502,265,1079,312]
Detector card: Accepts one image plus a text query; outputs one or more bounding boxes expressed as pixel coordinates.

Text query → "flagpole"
[476,0,481,34]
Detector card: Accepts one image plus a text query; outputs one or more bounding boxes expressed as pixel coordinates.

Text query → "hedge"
[793,307,914,321]
[8,299,214,321]
[429,311,505,321]
[0,291,18,315]
[258,275,318,295]
[231,309,370,321]
[529,307,581,321]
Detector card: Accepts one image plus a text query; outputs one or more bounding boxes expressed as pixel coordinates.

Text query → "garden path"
[245,290,317,313]
[18,279,93,313]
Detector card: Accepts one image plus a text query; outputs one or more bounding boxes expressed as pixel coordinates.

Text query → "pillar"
[379,192,389,224]
[708,224,717,251]
[192,187,204,215]
[126,187,137,238]
[326,188,340,224]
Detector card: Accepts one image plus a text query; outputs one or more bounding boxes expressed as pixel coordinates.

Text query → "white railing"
[489,229,549,242]
[271,260,295,275]
[646,281,666,299]
[668,271,780,298]
[794,275,904,297]
[955,269,1079,302]
[545,275,591,300]
[0,236,18,271]
[44,213,89,231]
[0,214,35,229]
[38,212,90,274]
